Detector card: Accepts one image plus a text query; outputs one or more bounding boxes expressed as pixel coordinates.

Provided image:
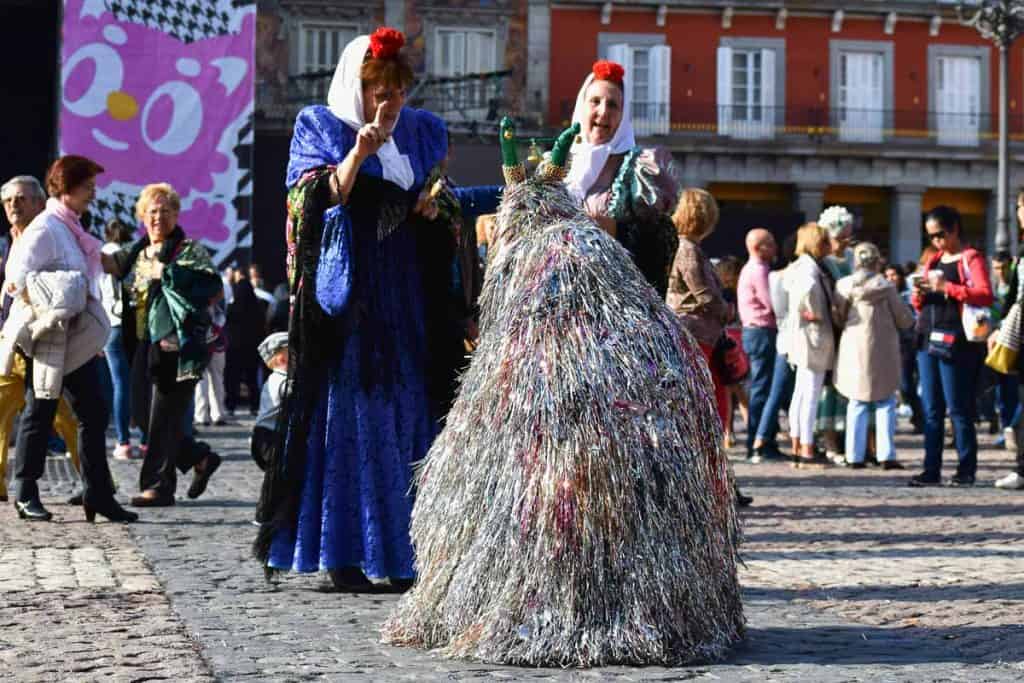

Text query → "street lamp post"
[958,1,1024,252]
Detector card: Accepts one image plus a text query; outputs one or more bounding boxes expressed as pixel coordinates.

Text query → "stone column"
[792,184,826,224]
[526,0,551,126]
[890,186,925,266]
[986,189,1018,257]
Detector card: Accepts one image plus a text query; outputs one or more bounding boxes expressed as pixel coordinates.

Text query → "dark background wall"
[0,0,60,232]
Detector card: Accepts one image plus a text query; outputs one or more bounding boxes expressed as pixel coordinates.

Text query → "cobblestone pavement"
[3,419,1024,681]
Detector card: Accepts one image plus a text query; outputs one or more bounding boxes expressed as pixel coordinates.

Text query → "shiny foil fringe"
[382,178,744,667]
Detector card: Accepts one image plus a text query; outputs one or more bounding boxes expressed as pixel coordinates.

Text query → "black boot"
[15,499,53,521]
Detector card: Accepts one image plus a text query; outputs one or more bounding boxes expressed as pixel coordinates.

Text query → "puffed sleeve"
[632,147,682,217]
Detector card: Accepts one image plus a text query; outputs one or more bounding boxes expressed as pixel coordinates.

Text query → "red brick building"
[543,1,1024,263]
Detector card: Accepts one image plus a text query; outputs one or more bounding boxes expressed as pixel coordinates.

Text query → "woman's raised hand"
[354,102,390,160]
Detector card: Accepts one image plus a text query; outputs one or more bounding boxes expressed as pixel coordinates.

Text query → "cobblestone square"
[2,419,1023,681]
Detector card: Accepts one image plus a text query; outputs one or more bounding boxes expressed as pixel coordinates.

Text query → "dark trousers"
[899,344,924,427]
[138,349,201,496]
[14,357,113,504]
[742,326,777,456]
[755,352,796,447]
[996,371,1020,430]
[225,347,259,413]
[918,345,983,479]
[250,425,280,471]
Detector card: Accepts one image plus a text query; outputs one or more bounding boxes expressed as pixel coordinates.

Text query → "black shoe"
[329,566,373,592]
[849,462,867,470]
[389,578,415,592]
[187,452,221,500]
[736,492,754,507]
[201,420,212,427]
[15,499,53,521]
[66,491,83,506]
[130,490,176,507]
[882,461,905,471]
[84,499,139,523]
[213,419,227,427]
[908,473,941,487]
[949,474,976,487]
[0,493,7,503]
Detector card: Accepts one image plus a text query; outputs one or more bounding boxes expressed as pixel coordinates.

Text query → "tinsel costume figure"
[254,30,460,583]
[382,119,744,666]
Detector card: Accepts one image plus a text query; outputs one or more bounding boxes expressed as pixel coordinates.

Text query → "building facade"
[253,0,530,283]
[542,0,1024,263]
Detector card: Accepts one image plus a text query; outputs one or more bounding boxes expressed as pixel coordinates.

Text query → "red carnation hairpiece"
[592,60,625,85]
[369,27,405,60]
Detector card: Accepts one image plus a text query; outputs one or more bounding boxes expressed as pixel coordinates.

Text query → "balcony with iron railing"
[558,101,1024,152]
[258,68,513,134]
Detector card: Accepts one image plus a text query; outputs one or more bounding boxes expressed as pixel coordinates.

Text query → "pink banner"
[60,0,255,265]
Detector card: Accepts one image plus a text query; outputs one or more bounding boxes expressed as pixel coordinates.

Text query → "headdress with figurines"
[818,205,855,238]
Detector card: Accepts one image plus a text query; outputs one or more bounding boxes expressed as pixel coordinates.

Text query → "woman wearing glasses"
[910,206,993,487]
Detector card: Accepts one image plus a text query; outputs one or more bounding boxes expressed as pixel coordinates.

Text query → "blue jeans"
[104,326,132,445]
[917,346,982,479]
[996,370,1020,429]
[846,397,897,463]
[755,352,796,447]
[742,327,777,455]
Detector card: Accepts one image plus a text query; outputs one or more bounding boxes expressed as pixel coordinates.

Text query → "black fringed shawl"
[253,169,335,568]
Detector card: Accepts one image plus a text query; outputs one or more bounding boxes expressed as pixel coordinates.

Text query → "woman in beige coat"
[834,243,915,469]
[782,223,835,465]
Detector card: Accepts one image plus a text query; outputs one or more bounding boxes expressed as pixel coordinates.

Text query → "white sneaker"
[995,472,1024,490]
[1005,426,1018,453]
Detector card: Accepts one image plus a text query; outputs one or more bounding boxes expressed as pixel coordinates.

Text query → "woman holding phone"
[910,206,993,487]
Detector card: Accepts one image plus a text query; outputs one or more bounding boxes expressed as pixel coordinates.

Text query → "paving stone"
[4,418,1024,680]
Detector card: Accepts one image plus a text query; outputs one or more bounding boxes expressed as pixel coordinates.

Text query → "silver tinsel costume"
[382,120,744,667]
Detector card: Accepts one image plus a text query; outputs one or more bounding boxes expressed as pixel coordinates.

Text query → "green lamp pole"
[958,1,1024,252]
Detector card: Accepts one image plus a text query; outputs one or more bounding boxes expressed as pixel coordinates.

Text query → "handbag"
[960,252,993,342]
[712,330,750,385]
[926,307,957,361]
[986,285,1023,375]
[315,206,354,317]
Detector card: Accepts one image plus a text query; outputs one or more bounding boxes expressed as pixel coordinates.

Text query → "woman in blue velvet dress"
[254,28,481,590]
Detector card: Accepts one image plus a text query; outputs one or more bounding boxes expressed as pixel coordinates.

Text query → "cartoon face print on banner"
[60,0,254,260]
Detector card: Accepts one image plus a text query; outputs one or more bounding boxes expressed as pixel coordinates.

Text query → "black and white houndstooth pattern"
[104,0,255,44]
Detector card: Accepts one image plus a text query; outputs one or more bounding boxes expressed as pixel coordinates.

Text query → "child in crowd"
[251,332,288,471]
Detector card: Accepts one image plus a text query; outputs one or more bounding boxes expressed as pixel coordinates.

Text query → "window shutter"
[649,45,671,135]
[717,46,733,136]
[760,48,775,138]
[607,43,634,126]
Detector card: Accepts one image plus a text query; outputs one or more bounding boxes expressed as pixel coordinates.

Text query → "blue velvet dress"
[268,105,448,578]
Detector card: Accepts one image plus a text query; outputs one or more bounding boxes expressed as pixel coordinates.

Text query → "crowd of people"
[2,22,1022,668]
[0,165,289,519]
[722,199,1024,490]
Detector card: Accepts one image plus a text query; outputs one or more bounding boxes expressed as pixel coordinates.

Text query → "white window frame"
[607,43,671,136]
[297,21,359,75]
[296,21,359,101]
[928,45,988,147]
[830,40,894,144]
[717,38,785,140]
[433,26,499,118]
[433,26,498,77]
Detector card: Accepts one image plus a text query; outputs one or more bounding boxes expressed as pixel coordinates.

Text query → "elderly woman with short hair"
[834,243,915,469]
[109,183,224,507]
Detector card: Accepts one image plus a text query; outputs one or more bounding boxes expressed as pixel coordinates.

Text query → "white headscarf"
[326,35,415,190]
[564,71,636,202]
